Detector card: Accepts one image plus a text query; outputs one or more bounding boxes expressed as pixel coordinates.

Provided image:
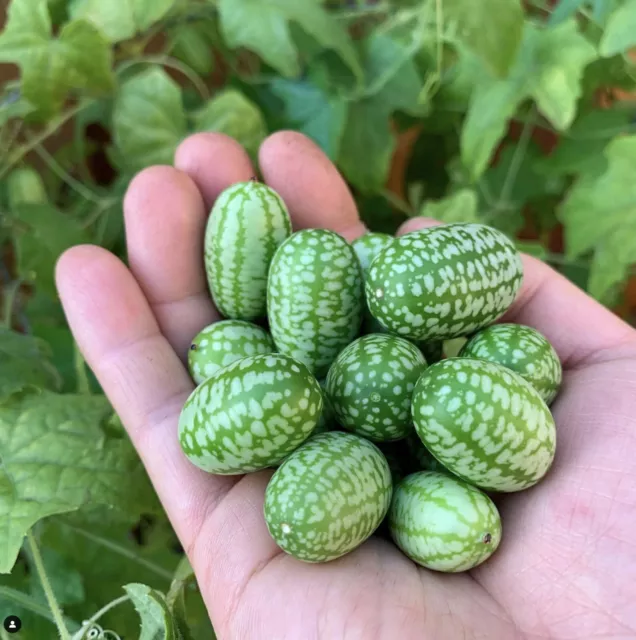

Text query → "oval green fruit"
[412,358,556,492]
[264,431,392,562]
[178,354,322,474]
[366,223,523,341]
[205,180,291,320]
[459,323,562,404]
[267,229,364,378]
[389,471,502,572]
[326,333,427,441]
[352,232,393,276]
[187,320,275,385]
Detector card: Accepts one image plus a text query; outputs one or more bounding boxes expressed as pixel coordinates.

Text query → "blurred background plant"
[0,0,635,637]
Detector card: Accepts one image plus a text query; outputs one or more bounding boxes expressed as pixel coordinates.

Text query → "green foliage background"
[1,0,636,637]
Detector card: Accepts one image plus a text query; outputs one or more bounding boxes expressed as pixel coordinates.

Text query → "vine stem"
[74,342,91,394]
[116,55,210,100]
[26,532,72,640]
[0,100,94,181]
[60,522,174,581]
[29,139,107,204]
[70,595,130,640]
[2,279,21,328]
[497,109,536,209]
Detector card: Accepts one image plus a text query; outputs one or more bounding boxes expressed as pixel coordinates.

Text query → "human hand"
[56,132,636,639]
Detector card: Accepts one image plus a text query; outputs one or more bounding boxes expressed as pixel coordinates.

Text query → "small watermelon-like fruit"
[326,333,427,441]
[366,223,523,341]
[315,381,337,434]
[459,323,562,404]
[352,232,393,276]
[205,180,292,320]
[178,354,322,474]
[187,320,275,385]
[264,431,393,562]
[267,229,364,378]
[412,358,556,492]
[389,471,502,572]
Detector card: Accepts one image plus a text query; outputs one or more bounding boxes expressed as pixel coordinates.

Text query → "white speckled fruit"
[352,232,393,276]
[187,320,275,384]
[366,223,523,341]
[205,181,291,320]
[412,358,556,492]
[178,354,322,474]
[389,471,502,572]
[459,323,562,404]
[267,229,364,378]
[325,333,427,441]
[264,431,392,562]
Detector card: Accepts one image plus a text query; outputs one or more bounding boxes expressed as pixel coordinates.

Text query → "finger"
[175,132,255,210]
[55,246,237,549]
[259,131,367,241]
[399,217,636,367]
[124,166,218,358]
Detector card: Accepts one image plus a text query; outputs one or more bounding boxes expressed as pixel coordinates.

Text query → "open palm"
[57,132,636,639]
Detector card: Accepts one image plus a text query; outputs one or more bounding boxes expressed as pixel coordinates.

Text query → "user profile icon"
[3,615,22,633]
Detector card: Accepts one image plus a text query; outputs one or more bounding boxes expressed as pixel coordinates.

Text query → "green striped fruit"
[315,381,337,434]
[267,229,364,378]
[325,334,427,441]
[459,323,562,404]
[354,233,393,337]
[366,223,523,341]
[178,354,322,474]
[389,471,502,572]
[352,232,393,276]
[187,320,275,385]
[264,431,392,562]
[412,358,556,492]
[205,180,292,320]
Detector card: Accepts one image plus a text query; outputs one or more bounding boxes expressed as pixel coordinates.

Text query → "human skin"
[56,131,636,640]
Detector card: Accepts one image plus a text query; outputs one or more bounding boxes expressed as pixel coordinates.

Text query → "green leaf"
[0,87,36,127]
[27,547,85,607]
[536,107,634,176]
[217,0,362,81]
[7,167,48,209]
[69,0,176,43]
[0,391,154,573]
[39,515,179,638]
[461,20,597,179]
[168,23,216,76]
[516,240,548,260]
[484,142,564,208]
[599,0,636,56]
[125,583,179,640]
[523,21,598,130]
[419,189,479,223]
[11,203,88,296]
[112,67,187,171]
[0,329,62,402]
[339,100,394,192]
[559,135,636,302]
[192,89,267,158]
[442,0,524,77]
[338,32,425,191]
[549,0,621,25]
[0,0,115,117]
[461,78,523,181]
[269,77,348,159]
